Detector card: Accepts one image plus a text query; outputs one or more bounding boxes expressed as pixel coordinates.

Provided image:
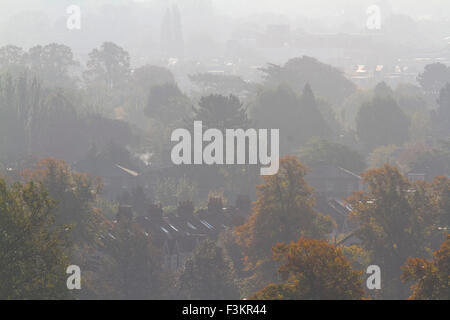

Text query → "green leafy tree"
[26,43,78,87]
[102,216,168,299]
[298,137,366,173]
[0,45,26,74]
[356,82,410,151]
[299,84,331,141]
[21,158,104,245]
[133,65,175,91]
[417,63,450,93]
[29,89,82,160]
[126,65,176,126]
[250,84,330,154]
[250,84,298,154]
[260,56,356,104]
[0,179,70,299]
[409,140,450,179]
[394,83,428,115]
[0,74,42,161]
[192,94,249,130]
[145,83,190,125]
[83,42,130,90]
[177,239,240,300]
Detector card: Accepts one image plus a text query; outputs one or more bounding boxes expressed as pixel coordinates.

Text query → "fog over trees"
[0,0,449,300]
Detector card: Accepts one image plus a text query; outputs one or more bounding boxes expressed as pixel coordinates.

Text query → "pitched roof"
[115,164,139,177]
[306,165,361,180]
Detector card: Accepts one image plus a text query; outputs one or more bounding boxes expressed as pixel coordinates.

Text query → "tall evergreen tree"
[356,82,410,151]
[192,94,249,130]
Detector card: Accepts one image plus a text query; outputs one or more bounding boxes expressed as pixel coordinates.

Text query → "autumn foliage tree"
[402,234,450,300]
[251,238,364,300]
[348,165,443,298]
[21,158,105,244]
[19,158,112,298]
[0,178,70,299]
[236,156,334,292]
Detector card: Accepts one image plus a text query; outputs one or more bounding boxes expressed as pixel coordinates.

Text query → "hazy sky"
[1,0,450,20]
[1,0,449,56]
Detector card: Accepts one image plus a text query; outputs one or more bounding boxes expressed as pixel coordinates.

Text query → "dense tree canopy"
[0,178,70,299]
[417,63,450,93]
[251,238,364,300]
[145,82,190,125]
[0,45,26,74]
[0,34,448,301]
[250,84,330,154]
[177,239,240,300]
[402,234,450,300]
[20,158,104,245]
[260,56,356,105]
[409,140,450,179]
[102,215,167,299]
[236,156,334,293]
[298,137,366,173]
[26,43,78,88]
[356,82,410,151]
[84,42,131,91]
[347,165,445,298]
[192,94,250,130]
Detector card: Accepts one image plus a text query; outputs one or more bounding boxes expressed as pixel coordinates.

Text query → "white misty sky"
[1,0,449,19]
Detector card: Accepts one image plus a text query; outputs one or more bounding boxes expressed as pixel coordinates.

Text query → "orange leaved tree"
[236,156,334,294]
[251,238,364,300]
[347,165,444,299]
[402,234,450,300]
